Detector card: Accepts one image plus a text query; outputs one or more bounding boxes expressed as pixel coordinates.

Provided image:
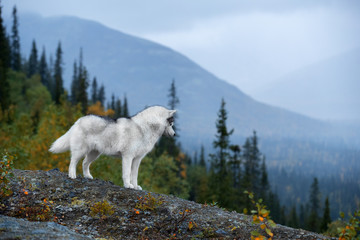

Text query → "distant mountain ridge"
[254,48,360,120]
[6,14,330,141]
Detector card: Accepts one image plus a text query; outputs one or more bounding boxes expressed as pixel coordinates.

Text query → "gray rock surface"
[0,214,92,240]
[0,169,335,239]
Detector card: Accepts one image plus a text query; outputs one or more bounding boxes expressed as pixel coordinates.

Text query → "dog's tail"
[49,130,71,153]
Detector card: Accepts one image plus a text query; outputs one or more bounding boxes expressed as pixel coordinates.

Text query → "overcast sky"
[2,0,360,96]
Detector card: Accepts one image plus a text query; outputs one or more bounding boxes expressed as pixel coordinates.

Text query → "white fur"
[49,106,176,190]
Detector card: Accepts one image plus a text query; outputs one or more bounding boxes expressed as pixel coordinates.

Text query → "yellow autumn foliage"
[87,101,114,117]
[0,101,82,172]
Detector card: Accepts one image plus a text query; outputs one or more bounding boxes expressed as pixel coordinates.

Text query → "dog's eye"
[167,117,174,125]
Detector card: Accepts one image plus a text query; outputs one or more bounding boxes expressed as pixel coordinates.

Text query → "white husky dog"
[49,106,176,190]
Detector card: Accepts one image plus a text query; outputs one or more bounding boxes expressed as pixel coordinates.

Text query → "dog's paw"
[136,185,142,190]
[124,183,135,189]
[84,174,93,179]
[68,173,76,179]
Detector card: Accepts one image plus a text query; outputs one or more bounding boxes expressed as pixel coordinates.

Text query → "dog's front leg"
[131,156,143,190]
[122,155,134,189]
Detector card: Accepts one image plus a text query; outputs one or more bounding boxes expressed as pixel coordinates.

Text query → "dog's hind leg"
[69,150,85,179]
[131,156,143,190]
[82,150,100,179]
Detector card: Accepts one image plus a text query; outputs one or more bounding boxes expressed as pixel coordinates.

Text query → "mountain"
[254,48,360,121]
[8,14,328,138]
[4,14,359,175]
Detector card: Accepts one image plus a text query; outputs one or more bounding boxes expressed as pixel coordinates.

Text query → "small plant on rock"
[90,200,115,219]
[15,185,55,222]
[337,209,360,240]
[244,190,276,240]
[135,192,164,212]
[0,151,15,198]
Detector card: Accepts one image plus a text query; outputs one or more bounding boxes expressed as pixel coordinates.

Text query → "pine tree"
[199,145,206,167]
[115,98,122,118]
[111,94,115,110]
[39,47,50,90]
[10,5,21,71]
[307,177,321,232]
[288,205,299,228]
[0,1,10,110]
[54,42,64,104]
[309,177,320,214]
[122,95,129,117]
[299,204,307,229]
[156,79,181,158]
[268,191,281,223]
[259,157,270,201]
[242,131,262,195]
[91,77,98,104]
[28,40,38,77]
[78,66,89,114]
[47,54,55,99]
[229,144,241,189]
[320,197,331,232]
[168,79,180,134]
[70,61,78,104]
[98,84,105,106]
[208,98,234,208]
[279,206,287,225]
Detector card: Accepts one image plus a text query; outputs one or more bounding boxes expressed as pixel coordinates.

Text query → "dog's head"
[136,106,177,137]
[163,110,176,137]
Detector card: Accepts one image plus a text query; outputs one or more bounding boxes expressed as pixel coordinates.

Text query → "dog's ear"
[169,110,176,116]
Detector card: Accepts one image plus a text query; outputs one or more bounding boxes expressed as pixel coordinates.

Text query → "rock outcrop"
[0,169,333,239]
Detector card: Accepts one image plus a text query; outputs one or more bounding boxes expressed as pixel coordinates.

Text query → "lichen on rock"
[0,169,335,239]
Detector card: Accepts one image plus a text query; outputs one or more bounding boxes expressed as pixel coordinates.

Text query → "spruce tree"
[0,1,10,110]
[47,54,55,99]
[115,98,122,118]
[78,67,89,114]
[299,203,307,229]
[268,191,281,223]
[111,94,115,110]
[159,79,181,157]
[0,1,9,69]
[320,197,331,232]
[259,157,270,201]
[54,42,64,104]
[279,206,287,225]
[192,151,198,166]
[309,177,320,214]
[70,61,78,104]
[10,5,21,71]
[199,145,206,167]
[28,40,38,77]
[242,131,262,195]
[208,98,234,208]
[229,144,241,189]
[307,177,321,232]
[155,79,181,158]
[91,77,98,104]
[39,47,50,90]
[288,205,299,228]
[98,84,105,106]
[122,95,129,117]
[168,79,180,134]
